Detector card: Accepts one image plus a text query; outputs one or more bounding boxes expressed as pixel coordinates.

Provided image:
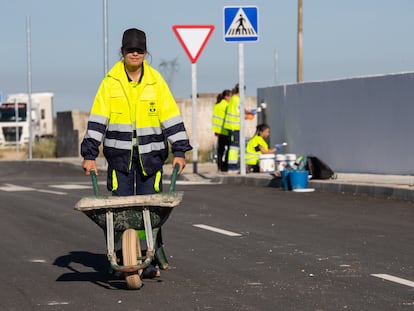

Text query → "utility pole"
[26,16,33,160]
[103,0,109,75]
[297,0,303,83]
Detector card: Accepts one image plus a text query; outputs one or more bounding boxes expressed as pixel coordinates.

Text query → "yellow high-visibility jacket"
[245,134,269,165]
[223,94,240,131]
[212,99,229,135]
[81,60,192,175]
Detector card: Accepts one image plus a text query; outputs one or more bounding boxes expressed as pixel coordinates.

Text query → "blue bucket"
[289,170,309,190]
[281,170,291,191]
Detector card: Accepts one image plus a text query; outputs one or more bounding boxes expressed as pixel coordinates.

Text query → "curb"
[209,174,414,201]
[308,181,414,201]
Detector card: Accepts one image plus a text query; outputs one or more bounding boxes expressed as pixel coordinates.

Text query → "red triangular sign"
[172,25,215,64]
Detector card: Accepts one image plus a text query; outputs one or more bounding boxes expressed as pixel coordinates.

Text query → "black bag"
[306,156,336,180]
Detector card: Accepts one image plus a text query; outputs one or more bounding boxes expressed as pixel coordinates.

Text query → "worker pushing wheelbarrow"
[78,27,192,289]
[75,165,182,289]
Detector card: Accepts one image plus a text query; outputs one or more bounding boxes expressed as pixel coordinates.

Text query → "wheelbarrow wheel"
[122,228,142,289]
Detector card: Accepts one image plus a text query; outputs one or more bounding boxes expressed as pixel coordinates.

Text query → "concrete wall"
[56,110,89,157]
[55,95,258,158]
[257,72,414,175]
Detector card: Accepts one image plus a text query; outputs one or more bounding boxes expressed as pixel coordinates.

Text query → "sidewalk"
[46,158,414,201]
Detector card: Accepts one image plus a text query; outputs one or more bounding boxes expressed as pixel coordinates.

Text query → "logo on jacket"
[148,102,157,116]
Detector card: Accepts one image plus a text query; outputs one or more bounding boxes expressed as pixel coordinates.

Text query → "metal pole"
[191,63,198,174]
[238,43,246,176]
[14,98,19,159]
[26,16,33,160]
[103,0,109,75]
[102,0,109,168]
[297,0,303,83]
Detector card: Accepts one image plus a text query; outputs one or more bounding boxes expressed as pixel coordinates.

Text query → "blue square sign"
[223,6,259,42]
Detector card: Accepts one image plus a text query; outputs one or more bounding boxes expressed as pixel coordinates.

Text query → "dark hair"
[256,123,270,135]
[215,93,221,104]
[232,83,239,95]
[215,89,231,104]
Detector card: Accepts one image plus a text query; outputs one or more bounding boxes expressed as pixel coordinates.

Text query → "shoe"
[142,265,161,279]
[112,270,124,280]
[115,249,123,265]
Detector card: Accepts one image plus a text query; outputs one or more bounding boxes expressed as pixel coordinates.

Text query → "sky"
[1,0,414,113]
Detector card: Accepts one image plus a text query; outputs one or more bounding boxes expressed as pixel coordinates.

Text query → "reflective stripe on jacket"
[81,60,192,175]
[223,94,240,131]
[245,134,269,165]
[212,99,229,135]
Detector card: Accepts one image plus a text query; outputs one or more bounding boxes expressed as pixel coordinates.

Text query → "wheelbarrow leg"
[141,208,159,274]
[105,211,118,268]
[143,208,154,252]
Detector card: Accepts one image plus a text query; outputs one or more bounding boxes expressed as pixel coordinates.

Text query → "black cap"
[122,28,147,53]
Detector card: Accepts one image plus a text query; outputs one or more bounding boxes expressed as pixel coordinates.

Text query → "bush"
[26,138,57,158]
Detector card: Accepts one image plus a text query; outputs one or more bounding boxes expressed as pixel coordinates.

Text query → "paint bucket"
[276,154,287,172]
[259,154,275,173]
[289,170,309,190]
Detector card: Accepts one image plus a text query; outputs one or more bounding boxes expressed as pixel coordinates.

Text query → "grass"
[31,138,57,158]
[0,138,57,159]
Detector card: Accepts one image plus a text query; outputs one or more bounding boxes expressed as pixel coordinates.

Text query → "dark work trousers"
[107,148,162,195]
[227,130,240,171]
[216,134,230,172]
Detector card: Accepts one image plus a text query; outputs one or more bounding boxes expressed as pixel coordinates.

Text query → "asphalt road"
[0,161,413,311]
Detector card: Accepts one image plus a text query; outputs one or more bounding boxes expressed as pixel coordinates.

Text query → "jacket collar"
[107,60,156,86]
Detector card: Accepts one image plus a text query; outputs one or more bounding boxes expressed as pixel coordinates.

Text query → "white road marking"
[29,259,47,263]
[371,274,414,288]
[50,184,91,190]
[37,189,67,195]
[193,224,242,237]
[0,184,34,191]
[0,184,67,195]
[47,301,69,306]
[172,181,218,185]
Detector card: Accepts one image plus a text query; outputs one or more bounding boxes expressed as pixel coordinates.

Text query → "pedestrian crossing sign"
[223,6,258,42]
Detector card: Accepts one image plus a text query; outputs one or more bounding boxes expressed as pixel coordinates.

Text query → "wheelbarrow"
[74,165,182,289]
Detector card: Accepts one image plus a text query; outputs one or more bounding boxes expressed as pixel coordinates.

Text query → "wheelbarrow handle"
[90,170,100,197]
[169,164,180,193]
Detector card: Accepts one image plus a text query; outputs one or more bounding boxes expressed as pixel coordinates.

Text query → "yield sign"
[172,25,215,63]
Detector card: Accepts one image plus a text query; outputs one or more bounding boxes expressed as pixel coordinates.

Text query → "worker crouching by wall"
[245,123,277,173]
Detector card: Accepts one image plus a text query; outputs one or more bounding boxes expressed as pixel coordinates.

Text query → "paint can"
[259,154,275,173]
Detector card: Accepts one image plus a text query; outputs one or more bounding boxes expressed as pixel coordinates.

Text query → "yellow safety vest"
[212,99,229,135]
[245,134,269,165]
[223,94,240,131]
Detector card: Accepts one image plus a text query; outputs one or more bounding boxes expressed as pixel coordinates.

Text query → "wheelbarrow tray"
[75,191,183,232]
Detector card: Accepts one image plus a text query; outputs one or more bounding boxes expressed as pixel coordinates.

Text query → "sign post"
[223,6,259,176]
[172,25,214,174]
